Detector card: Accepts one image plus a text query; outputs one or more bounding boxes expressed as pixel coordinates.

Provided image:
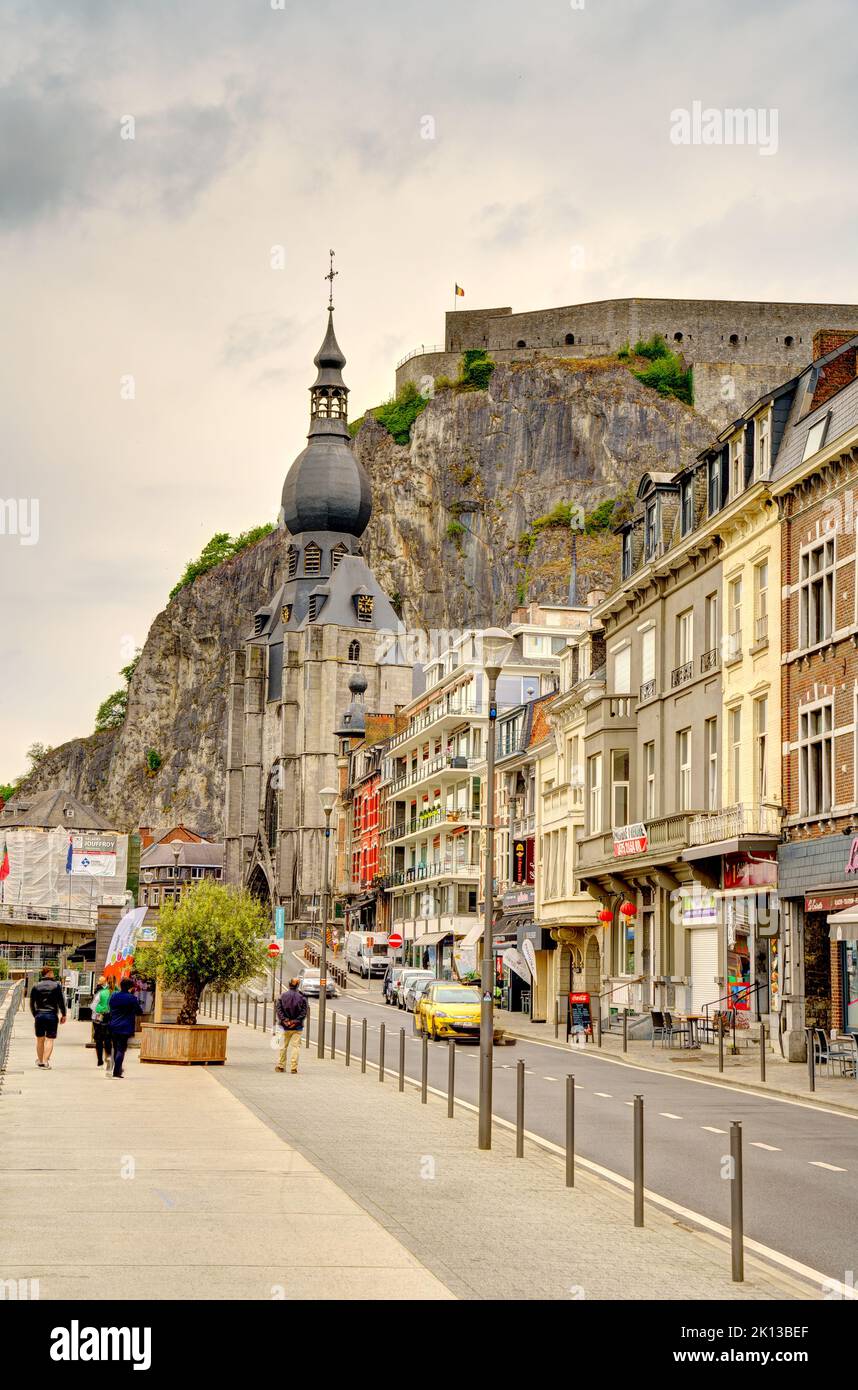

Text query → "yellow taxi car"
[413,981,481,1041]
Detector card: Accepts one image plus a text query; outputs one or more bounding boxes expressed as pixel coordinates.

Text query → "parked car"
[298,969,337,999]
[394,968,433,1009]
[414,982,481,1040]
[382,964,407,1005]
[405,974,436,1013]
[345,931,390,978]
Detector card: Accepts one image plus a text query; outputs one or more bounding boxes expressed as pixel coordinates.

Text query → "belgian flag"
[455,284,465,297]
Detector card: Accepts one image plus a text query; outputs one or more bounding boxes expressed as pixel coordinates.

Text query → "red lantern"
[598,909,613,923]
[620,900,637,917]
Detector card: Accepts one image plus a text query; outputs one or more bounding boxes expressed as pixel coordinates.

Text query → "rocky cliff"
[22,357,711,832]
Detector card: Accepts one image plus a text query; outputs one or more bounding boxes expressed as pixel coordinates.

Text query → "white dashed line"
[750,1142,781,1152]
[809,1161,847,1172]
[594,1091,612,1098]
[701,1125,727,1134]
[543,1076,558,1082]
[660,1112,683,1120]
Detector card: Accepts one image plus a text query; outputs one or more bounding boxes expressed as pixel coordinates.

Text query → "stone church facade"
[224,301,412,926]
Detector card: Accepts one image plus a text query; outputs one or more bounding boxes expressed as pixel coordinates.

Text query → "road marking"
[751,1142,781,1152]
[701,1125,727,1134]
[624,1100,634,1107]
[594,1091,612,1098]
[659,1111,683,1120]
[542,1076,558,1082]
[809,1160,847,1172]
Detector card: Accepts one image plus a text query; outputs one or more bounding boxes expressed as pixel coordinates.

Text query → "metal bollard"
[421,1033,428,1103]
[596,1006,602,1049]
[633,1095,644,1227]
[718,1020,725,1073]
[565,1074,575,1188]
[263,1001,267,1032]
[361,1017,367,1073]
[254,999,259,1030]
[554,999,559,1040]
[447,1040,455,1118]
[305,1011,311,1048]
[331,1013,336,1060]
[807,1029,816,1092]
[623,1008,629,1054]
[245,994,249,1026]
[759,1023,766,1083]
[399,1028,405,1091]
[345,1015,352,1067]
[379,1022,385,1082]
[228,994,233,1023]
[516,1060,525,1157]
[730,1120,744,1282]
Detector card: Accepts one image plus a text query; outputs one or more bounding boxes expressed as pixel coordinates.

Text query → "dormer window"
[680,476,693,536]
[708,450,727,515]
[253,611,269,636]
[621,530,632,579]
[308,592,327,622]
[729,435,743,498]
[304,542,321,576]
[332,542,348,570]
[756,412,771,479]
[354,592,374,624]
[287,545,299,578]
[644,501,658,559]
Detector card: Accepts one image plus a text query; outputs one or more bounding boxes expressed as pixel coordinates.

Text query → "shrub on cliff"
[617,334,692,406]
[458,349,495,390]
[169,525,274,600]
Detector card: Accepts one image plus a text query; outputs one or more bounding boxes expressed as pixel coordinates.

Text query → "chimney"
[810,330,858,412]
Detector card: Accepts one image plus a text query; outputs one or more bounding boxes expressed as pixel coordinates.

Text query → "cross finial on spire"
[325,249,337,309]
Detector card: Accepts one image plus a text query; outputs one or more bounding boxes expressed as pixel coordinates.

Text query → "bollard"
[718,1019,725,1073]
[554,999,559,1040]
[730,1120,744,1282]
[305,1010,311,1048]
[262,1001,267,1033]
[361,1017,367,1074]
[345,1015,352,1067]
[228,994,233,1023]
[565,1074,575,1188]
[516,1060,525,1158]
[447,1041,455,1118]
[421,1033,428,1103]
[379,1022,386,1083]
[633,1095,644,1227]
[331,1013,336,1060]
[807,1029,816,1092]
[731,1010,739,1057]
[759,1023,766,1083]
[596,1006,602,1049]
[245,994,249,1026]
[399,1028,405,1092]
[623,1008,629,1054]
[254,999,259,1030]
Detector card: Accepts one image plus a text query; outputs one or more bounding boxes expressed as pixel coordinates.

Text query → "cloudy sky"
[1,0,856,778]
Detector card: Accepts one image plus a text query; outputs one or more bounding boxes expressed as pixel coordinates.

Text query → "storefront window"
[844,942,858,1033]
[624,919,635,974]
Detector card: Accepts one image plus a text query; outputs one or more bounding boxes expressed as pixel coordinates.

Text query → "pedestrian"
[274,976,309,1074]
[107,976,142,1080]
[91,975,114,1074]
[30,966,67,1069]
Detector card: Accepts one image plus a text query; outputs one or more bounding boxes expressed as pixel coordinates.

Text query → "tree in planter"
[135,881,270,1025]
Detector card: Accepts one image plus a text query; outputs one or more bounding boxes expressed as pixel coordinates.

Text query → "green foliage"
[616,341,631,362]
[458,349,495,390]
[433,374,456,391]
[584,498,617,534]
[0,957,8,979]
[347,415,364,438]
[134,880,270,1025]
[169,524,275,600]
[95,689,128,732]
[0,782,18,803]
[371,379,429,445]
[146,749,162,774]
[633,353,693,405]
[26,742,52,769]
[632,333,672,361]
[446,519,467,542]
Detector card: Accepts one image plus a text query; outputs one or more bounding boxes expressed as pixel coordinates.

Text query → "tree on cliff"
[134,881,270,1025]
[94,650,141,733]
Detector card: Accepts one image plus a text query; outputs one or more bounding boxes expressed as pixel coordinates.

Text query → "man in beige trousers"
[274,977,309,1073]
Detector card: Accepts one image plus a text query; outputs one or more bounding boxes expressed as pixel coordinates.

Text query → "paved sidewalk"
[0,1014,451,1301]
[212,1021,818,1301]
[496,1008,858,1115]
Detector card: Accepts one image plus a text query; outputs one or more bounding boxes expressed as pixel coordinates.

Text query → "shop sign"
[723,851,776,890]
[503,886,535,910]
[613,822,647,857]
[521,937,537,980]
[681,891,718,925]
[512,838,535,885]
[847,838,858,874]
[805,892,858,913]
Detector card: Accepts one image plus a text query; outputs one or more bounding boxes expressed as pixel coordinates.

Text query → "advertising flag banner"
[104,906,149,982]
[70,832,118,877]
[502,947,531,983]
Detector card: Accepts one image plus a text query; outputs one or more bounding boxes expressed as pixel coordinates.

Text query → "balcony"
[670,661,693,689]
[384,860,480,890]
[387,752,478,796]
[386,806,480,844]
[577,811,704,873]
[385,697,480,754]
[583,694,637,735]
[754,615,769,645]
[699,648,720,674]
[725,629,742,664]
[689,802,781,846]
[511,811,536,838]
[639,678,656,703]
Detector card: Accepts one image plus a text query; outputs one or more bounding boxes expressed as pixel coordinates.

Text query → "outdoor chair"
[664,1011,690,1048]
[650,1009,668,1047]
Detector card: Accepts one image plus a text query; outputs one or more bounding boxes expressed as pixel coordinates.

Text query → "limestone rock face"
[24,359,712,832]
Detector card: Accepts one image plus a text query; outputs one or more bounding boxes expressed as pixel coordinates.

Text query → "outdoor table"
[684,1014,705,1049]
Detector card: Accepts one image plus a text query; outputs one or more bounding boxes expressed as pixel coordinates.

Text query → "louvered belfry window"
[304,542,321,576]
[332,542,348,570]
[287,546,299,578]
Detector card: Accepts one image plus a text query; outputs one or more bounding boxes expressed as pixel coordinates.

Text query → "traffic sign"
[388,932,403,950]
[267,941,282,956]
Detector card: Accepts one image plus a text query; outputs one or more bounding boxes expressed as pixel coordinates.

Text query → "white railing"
[388,753,479,796]
[386,700,480,756]
[0,903,98,930]
[689,802,781,845]
[395,344,445,369]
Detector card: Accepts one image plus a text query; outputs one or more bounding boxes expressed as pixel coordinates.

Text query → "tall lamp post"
[478,627,515,1150]
[317,786,338,1058]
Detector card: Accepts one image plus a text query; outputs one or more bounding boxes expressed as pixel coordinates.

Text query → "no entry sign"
[267,941,282,956]
[388,933,403,950]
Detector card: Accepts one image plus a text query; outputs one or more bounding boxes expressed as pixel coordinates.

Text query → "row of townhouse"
[335,327,858,1055]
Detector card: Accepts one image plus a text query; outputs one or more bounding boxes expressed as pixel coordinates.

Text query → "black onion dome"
[281,436,371,537]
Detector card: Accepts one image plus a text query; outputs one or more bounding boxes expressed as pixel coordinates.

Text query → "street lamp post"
[318,786,338,1059]
[478,628,515,1150]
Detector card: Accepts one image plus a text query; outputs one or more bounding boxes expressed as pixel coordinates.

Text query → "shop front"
[778,833,858,1051]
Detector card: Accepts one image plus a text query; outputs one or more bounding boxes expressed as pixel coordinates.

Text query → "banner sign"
[521,937,537,981]
[104,906,149,982]
[502,947,531,983]
[69,832,117,877]
[274,906,285,940]
[613,823,647,857]
[681,891,718,925]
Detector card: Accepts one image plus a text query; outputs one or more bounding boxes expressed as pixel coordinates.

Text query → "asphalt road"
[278,946,858,1289]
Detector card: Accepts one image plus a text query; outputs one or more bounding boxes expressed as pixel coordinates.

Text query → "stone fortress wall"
[395,297,858,427]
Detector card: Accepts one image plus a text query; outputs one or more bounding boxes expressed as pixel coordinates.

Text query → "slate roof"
[0,788,113,830]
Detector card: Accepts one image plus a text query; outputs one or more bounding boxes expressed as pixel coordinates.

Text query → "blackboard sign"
[567,990,593,1038]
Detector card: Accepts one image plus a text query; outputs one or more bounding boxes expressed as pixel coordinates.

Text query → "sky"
[1,0,857,778]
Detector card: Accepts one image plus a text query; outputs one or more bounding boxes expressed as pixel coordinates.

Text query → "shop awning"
[459,922,483,948]
[414,929,451,947]
[827,906,858,940]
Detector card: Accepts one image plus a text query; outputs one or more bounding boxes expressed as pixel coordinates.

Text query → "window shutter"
[614,644,631,693]
[641,629,655,683]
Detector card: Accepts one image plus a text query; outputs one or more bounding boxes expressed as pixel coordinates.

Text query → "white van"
[345,931,390,978]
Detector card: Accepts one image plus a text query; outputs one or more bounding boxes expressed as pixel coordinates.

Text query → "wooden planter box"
[140,1022,228,1065]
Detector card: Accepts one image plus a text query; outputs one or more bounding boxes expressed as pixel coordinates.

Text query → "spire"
[309,251,348,434]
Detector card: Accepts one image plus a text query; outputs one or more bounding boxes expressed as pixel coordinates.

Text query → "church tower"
[224,263,412,925]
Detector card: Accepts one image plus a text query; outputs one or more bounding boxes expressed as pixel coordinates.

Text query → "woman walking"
[91,976,113,1074]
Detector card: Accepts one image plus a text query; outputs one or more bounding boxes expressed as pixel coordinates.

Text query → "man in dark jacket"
[275,977,309,1074]
[30,966,67,1069]
[107,977,143,1079]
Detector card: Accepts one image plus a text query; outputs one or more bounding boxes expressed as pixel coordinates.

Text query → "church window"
[332,542,348,570]
[264,776,279,851]
[304,542,321,576]
[354,593,374,624]
[348,640,361,661]
[287,546,299,578]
